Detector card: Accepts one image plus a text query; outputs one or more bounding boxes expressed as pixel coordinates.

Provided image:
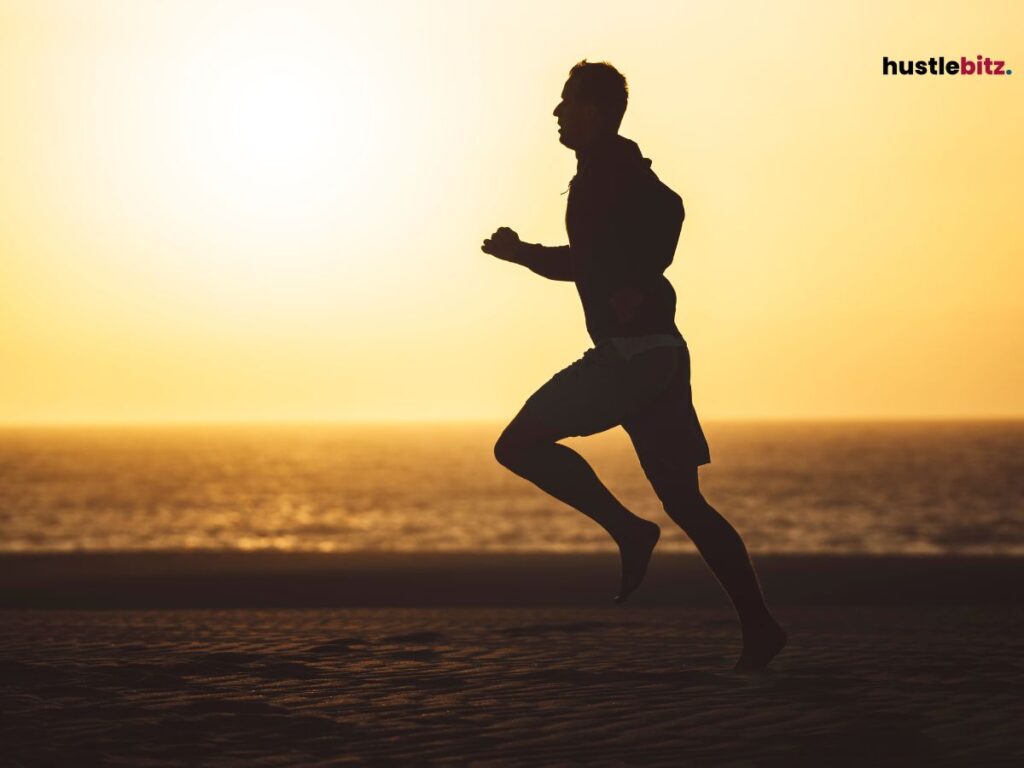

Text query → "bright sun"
[91,6,404,303]
[169,10,373,227]
[33,4,412,309]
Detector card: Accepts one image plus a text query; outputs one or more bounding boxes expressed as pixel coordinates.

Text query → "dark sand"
[2,554,1023,766]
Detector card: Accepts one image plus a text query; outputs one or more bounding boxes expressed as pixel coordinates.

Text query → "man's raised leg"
[494,413,660,602]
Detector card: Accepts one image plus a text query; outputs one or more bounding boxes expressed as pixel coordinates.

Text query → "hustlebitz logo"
[883,55,1012,76]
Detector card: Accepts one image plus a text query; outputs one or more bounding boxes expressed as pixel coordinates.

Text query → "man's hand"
[481,226,523,263]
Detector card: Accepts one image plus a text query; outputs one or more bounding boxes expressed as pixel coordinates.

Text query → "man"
[481,60,785,670]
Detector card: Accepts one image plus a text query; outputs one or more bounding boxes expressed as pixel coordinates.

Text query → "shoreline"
[3,551,1021,608]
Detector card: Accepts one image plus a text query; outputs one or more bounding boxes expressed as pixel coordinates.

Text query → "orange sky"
[1,0,1021,424]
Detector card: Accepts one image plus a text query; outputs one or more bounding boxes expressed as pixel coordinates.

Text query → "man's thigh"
[621,344,711,470]
[624,422,702,502]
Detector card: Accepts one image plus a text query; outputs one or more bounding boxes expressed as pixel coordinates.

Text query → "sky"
[1,0,1021,424]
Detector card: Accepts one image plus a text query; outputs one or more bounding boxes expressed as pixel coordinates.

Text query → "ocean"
[1,421,1021,555]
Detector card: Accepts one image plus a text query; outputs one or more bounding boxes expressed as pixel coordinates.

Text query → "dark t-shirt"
[517,134,685,345]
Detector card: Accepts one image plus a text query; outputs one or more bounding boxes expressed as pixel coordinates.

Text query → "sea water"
[1,421,1021,554]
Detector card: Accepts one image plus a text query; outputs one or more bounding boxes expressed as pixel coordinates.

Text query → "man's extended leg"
[494,412,660,602]
[626,430,786,669]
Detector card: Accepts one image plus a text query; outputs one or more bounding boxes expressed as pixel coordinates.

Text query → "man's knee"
[494,416,557,470]
[493,429,521,469]
[664,489,736,543]
[641,462,705,519]
[663,490,708,522]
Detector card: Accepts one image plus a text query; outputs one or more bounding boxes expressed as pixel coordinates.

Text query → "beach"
[3,418,1022,765]
[2,553,1022,766]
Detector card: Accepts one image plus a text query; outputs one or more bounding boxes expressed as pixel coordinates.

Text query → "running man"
[481,60,786,670]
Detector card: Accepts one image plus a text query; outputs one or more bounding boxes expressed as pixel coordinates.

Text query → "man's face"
[552,77,601,151]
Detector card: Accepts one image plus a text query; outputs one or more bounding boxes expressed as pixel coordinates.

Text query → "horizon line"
[2,414,1024,429]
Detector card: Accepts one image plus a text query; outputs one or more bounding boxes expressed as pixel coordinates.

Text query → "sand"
[2,554,1023,766]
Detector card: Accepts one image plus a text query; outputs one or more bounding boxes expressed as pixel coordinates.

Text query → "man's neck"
[575,131,621,165]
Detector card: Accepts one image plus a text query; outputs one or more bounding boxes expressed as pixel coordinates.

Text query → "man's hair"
[568,60,628,130]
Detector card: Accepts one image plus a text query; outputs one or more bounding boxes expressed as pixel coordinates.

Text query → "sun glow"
[168,10,377,228]
[52,5,403,304]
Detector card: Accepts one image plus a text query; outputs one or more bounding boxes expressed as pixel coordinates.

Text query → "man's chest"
[565,169,638,253]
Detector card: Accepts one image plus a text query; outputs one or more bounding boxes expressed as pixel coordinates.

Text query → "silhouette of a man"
[482,60,785,669]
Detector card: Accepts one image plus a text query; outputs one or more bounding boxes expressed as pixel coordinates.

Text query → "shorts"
[517,339,711,466]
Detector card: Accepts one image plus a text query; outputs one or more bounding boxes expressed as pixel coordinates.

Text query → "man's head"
[553,60,628,151]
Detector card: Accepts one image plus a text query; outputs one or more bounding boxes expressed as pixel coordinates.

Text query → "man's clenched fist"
[481,226,523,262]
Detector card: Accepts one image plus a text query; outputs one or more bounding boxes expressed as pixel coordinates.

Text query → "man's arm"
[482,227,574,282]
[514,242,574,282]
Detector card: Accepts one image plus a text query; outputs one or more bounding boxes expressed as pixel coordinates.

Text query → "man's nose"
[552,103,560,117]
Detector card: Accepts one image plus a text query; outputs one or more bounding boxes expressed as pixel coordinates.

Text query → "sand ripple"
[2,606,1022,765]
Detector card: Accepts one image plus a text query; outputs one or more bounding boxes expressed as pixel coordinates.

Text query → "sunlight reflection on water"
[2,421,1022,554]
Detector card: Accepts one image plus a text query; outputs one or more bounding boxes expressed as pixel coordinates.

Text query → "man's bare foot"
[734,618,787,671]
[613,519,660,603]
